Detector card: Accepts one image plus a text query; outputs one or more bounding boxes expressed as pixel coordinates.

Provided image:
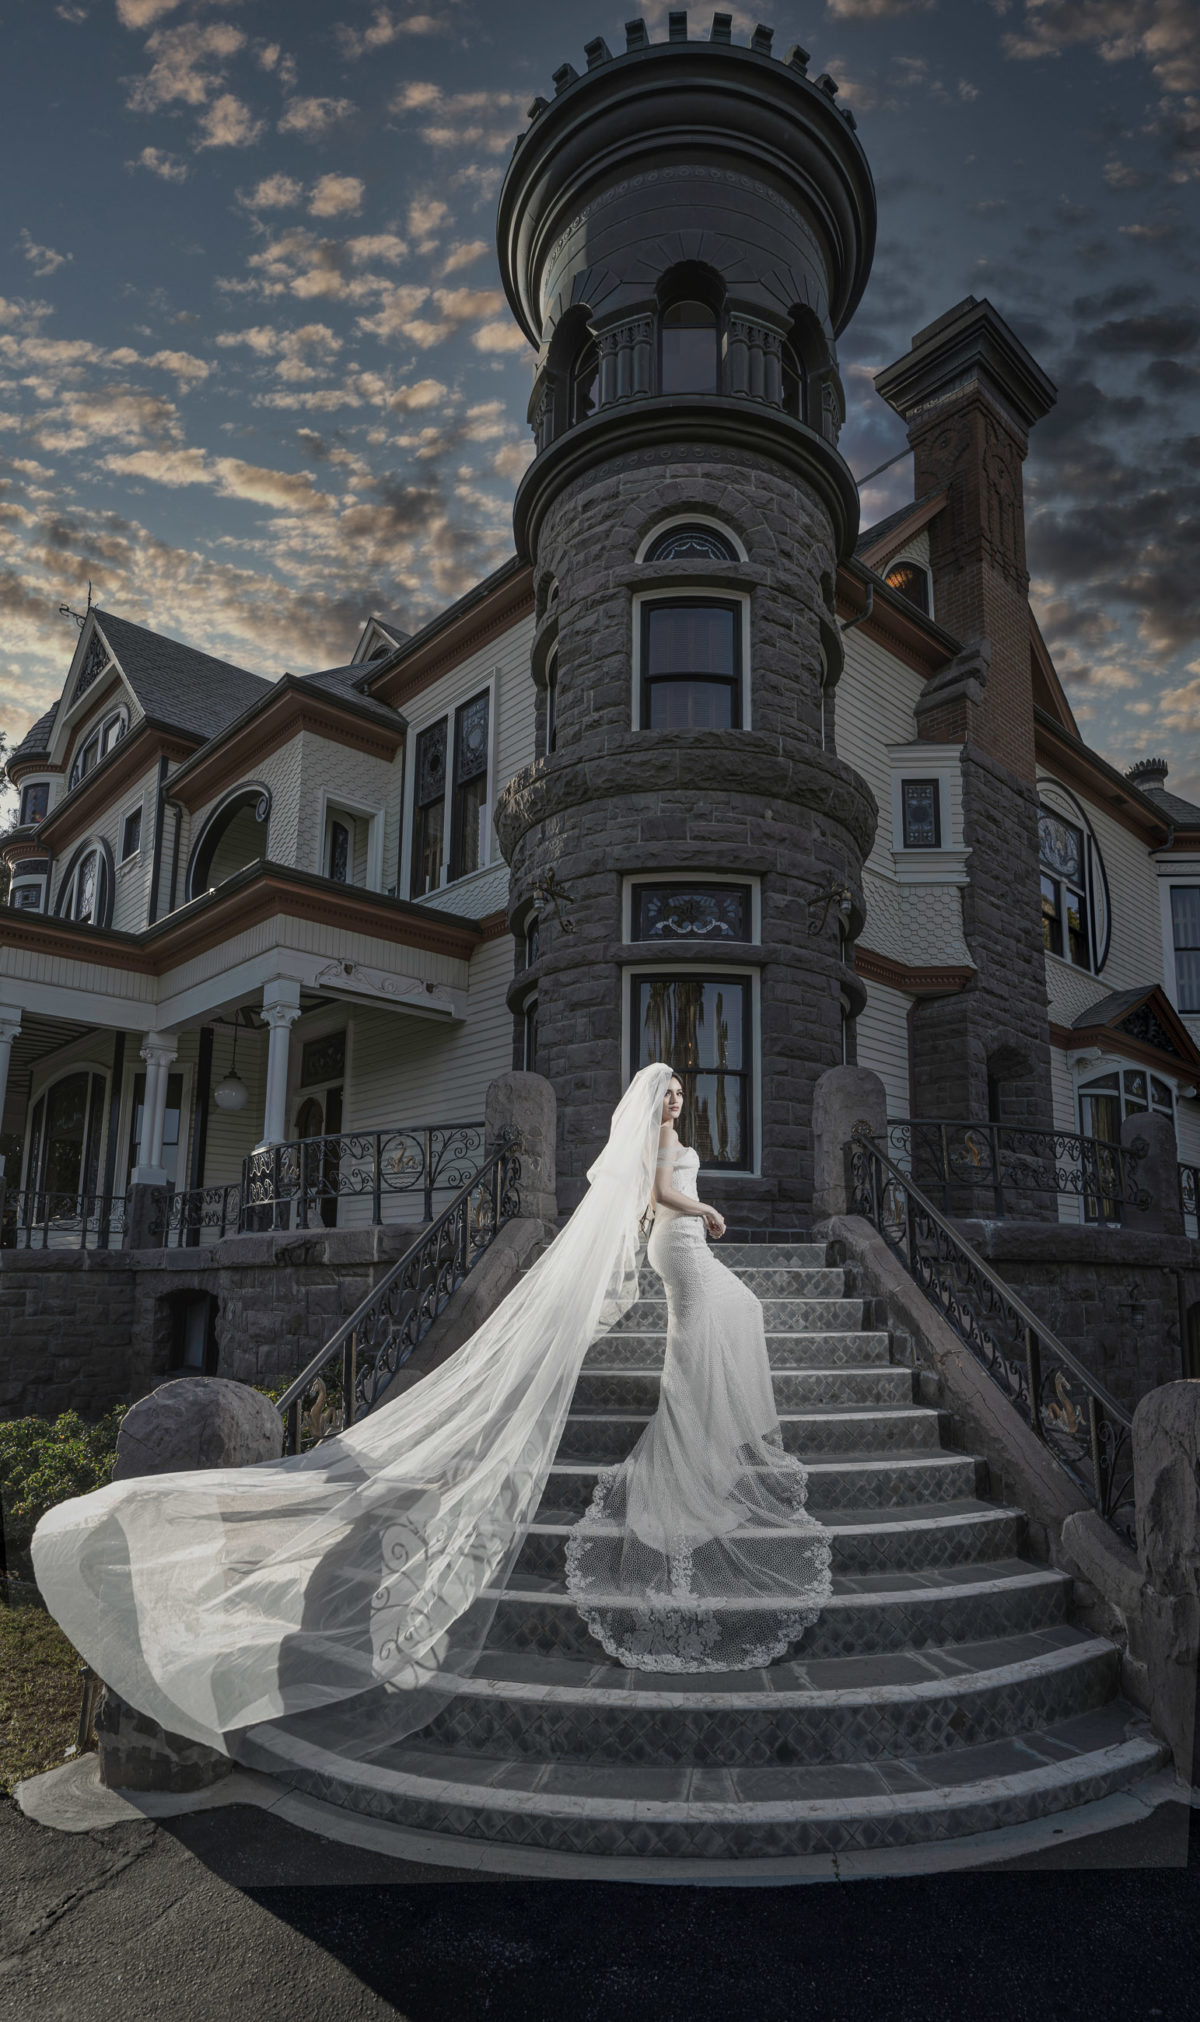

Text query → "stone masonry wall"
[497,445,877,1222]
[960,1219,1199,1412]
[0,1226,420,1422]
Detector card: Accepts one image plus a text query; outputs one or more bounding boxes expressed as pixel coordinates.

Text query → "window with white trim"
[59,845,109,926]
[1170,887,1200,1013]
[120,807,142,862]
[68,706,128,790]
[629,972,753,1170]
[638,599,743,731]
[19,781,49,827]
[1040,808,1092,969]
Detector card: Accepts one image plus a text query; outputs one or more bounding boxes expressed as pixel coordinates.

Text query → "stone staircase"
[259,1239,1166,1865]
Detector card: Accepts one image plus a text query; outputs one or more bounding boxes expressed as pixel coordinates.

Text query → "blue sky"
[2,1,1198,791]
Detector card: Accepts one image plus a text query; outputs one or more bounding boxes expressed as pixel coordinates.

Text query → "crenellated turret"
[494,17,879,1220]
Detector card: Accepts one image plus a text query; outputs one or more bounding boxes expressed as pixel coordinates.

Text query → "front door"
[296,1085,343,1227]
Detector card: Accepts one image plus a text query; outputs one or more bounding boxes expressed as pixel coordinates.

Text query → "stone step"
[519,1498,1022,1582]
[711,1243,826,1267]
[255,1704,1165,1859]
[636,1265,846,1299]
[418,1628,1118,1768]
[555,1405,944,1464]
[485,1558,1069,1663]
[570,1366,916,1413]
[584,1330,894,1370]
[540,1452,985,1516]
[607,1296,865,1334]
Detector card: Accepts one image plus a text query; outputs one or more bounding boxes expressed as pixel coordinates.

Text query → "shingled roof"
[92,611,274,740]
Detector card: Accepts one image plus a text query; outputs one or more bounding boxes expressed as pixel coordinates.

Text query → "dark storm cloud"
[1091,313,1200,354]
[1142,359,1200,392]
[1033,471,1200,657]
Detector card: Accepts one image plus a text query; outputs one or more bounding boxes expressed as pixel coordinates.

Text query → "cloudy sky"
[1,1,1198,792]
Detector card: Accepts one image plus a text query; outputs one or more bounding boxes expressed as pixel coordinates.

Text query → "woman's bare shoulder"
[656,1122,680,1160]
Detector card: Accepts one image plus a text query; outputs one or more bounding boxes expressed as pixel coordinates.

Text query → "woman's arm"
[651,1130,726,1236]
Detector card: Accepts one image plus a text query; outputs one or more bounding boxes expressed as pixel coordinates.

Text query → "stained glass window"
[901,779,941,849]
[631,973,752,1170]
[1039,809,1091,969]
[19,782,49,827]
[885,562,931,614]
[450,690,490,881]
[327,818,350,884]
[644,524,738,564]
[301,1032,346,1087]
[411,718,447,897]
[631,884,752,942]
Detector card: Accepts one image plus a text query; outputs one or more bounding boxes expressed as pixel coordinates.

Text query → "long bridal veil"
[32,1063,675,1769]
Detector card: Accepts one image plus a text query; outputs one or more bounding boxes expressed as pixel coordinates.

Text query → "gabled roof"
[351,612,411,667]
[1068,983,1200,1076]
[855,488,948,571]
[91,611,273,741]
[1029,613,1078,739]
[293,662,404,728]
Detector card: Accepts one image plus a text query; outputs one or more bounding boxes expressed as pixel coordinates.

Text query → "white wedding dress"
[565,1145,833,1671]
[32,1067,832,1769]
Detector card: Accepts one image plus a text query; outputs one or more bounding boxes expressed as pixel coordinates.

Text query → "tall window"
[570,339,598,423]
[1171,887,1200,1013]
[121,808,142,861]
[58,845,109,927]
[631,974,752,1170]
[545,646,558,756]
[1040,809,1091,969]
[659,300,719,395]
[326,816,351,884]
[19,782,49,827]
[1078,1066,1174,1223]
[450,690,490,881]
[411,719,447,897]
[522,995,539,1073]
[781,339,805,421]
[25,1071,107,1205]
[640,600,741,730]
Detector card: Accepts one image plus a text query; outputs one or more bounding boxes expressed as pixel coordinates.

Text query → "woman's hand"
[702,1207,726,1239]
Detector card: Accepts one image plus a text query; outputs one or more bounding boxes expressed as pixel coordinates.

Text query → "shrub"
[0,1407,127,1580]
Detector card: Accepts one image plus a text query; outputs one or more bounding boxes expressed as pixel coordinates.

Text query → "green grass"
[0,1594,86,1796]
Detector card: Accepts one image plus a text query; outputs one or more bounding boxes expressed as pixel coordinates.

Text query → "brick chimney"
[874,297,1056,783]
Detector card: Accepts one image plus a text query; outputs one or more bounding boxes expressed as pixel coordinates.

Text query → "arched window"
[23,1067,107,1209]
[644,523,739,564]
[188,786,272,899]
[781,339,805,421]
[55,838,113,927]
[659,300,719,395]
[884,561,931,615]
[570,338,598,423]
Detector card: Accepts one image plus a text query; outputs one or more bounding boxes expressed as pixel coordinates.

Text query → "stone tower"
[494,17,878,1219]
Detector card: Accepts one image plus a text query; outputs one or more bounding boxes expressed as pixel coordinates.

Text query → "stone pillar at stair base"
[485,1069,556,1223]
[1121,1111,1185,1239]
[95,1375,283,1792]
[1133,1379,1200,1787]
[124,1181,169,1251]
[811,1065,887,1222]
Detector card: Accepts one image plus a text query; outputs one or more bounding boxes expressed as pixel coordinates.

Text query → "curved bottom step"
[248,1705,1166,1860]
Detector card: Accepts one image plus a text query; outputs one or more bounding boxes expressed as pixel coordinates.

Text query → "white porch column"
[131,1033,178,1185]
[256,980,302,1151]
[0,1006,21,1177]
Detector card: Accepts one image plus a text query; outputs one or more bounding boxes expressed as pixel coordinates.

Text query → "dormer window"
[19,781,49,827]
[68,707,128,790]
[884,562,931,616]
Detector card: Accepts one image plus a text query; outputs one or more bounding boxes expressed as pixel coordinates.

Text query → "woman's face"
[661,1077,684,1124]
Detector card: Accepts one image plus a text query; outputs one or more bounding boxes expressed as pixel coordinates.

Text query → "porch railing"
[880,1118,1149,1223]
[847,1130,1135,1545]
[0,1190,128,1252]
[275,1132,522,1456]
[242,1121,487,1232]
[1180,1161,1199,1229]
[157,1183,245,1247]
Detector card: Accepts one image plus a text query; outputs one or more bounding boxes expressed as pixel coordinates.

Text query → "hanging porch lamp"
[212,1015,249,1112]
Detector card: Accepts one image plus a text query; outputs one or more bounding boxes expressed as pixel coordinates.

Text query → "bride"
[566,1072,831,1672]
[33,1063,831,1775]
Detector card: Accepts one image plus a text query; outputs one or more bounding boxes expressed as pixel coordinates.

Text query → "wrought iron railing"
[243,1121,487,1232]
[1180,1162,1199,1228]
[848,1131,1135,1544]
[881,1118,1148,1224]
[276,1132,522,1456]
[157,1182,245,1247]
[0,1190,128,1252]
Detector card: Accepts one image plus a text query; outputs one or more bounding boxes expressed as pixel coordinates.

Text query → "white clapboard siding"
[346,936,515,1130]
[856,980,912,1119]
[110,764,163,931]
[200,1025,270,1187]
[834,628,925,868]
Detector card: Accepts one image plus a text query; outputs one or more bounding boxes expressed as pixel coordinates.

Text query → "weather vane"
[58,582,93,630]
